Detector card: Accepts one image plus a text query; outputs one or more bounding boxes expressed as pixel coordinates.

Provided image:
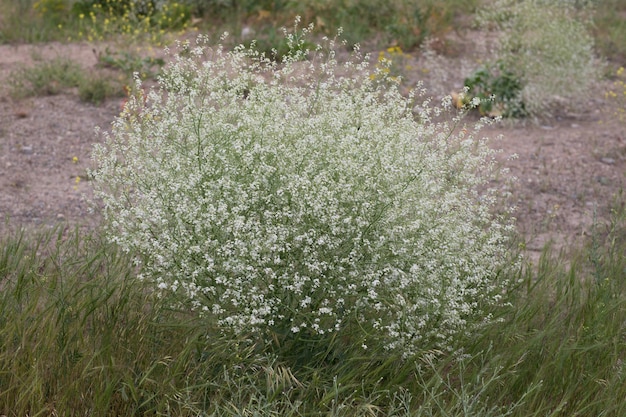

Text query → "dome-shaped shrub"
[92,29,515,358]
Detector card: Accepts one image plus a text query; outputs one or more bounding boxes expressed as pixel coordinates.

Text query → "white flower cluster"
[91,31,515,357]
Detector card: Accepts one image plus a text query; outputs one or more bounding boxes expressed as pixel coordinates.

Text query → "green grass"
[1,199,626,415]
[0,226,219,415]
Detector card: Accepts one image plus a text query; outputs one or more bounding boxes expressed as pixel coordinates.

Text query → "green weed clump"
[8,57,84,98]
[8,57,122,104]
[463,62,527,118]
[95,46,165,79]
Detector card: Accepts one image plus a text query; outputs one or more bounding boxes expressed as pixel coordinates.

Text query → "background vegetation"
[1,0,626,415]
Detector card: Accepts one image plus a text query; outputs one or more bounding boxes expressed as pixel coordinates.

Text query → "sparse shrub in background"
[475,0,602,118]
[91,25,515,361]
[8,57,123,103]
[8,57,84,98]
[0,0,73,42]
[592,0,626,62]
[298,0,479,49]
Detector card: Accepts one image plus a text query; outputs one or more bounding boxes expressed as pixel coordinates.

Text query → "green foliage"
[33,0,69,23]
[464,61,527,118]
[370,46,413,84]
[242,23,316,62]
[72,0,157,17]
[5,49,165,103]
[78,1,188,41]
[72,0,192,30]
[78,73,119,104]
[96,47,165,79]
[189,0,478,50]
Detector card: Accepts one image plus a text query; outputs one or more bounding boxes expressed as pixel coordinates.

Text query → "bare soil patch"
[1,41,624,261]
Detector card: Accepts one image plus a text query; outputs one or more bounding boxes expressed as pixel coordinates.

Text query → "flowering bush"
[476,0,601,118]
[91,27,515,358]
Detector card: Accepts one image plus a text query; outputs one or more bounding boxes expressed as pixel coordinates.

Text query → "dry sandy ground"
[0,40,624,261]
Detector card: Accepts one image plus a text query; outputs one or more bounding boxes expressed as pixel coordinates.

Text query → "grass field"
[2,207,626,415]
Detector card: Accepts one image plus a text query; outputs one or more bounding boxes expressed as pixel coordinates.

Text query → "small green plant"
[8,57,123,103]
[463,61,527,118]
[96,47,165,79]
[78,73,120,104]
